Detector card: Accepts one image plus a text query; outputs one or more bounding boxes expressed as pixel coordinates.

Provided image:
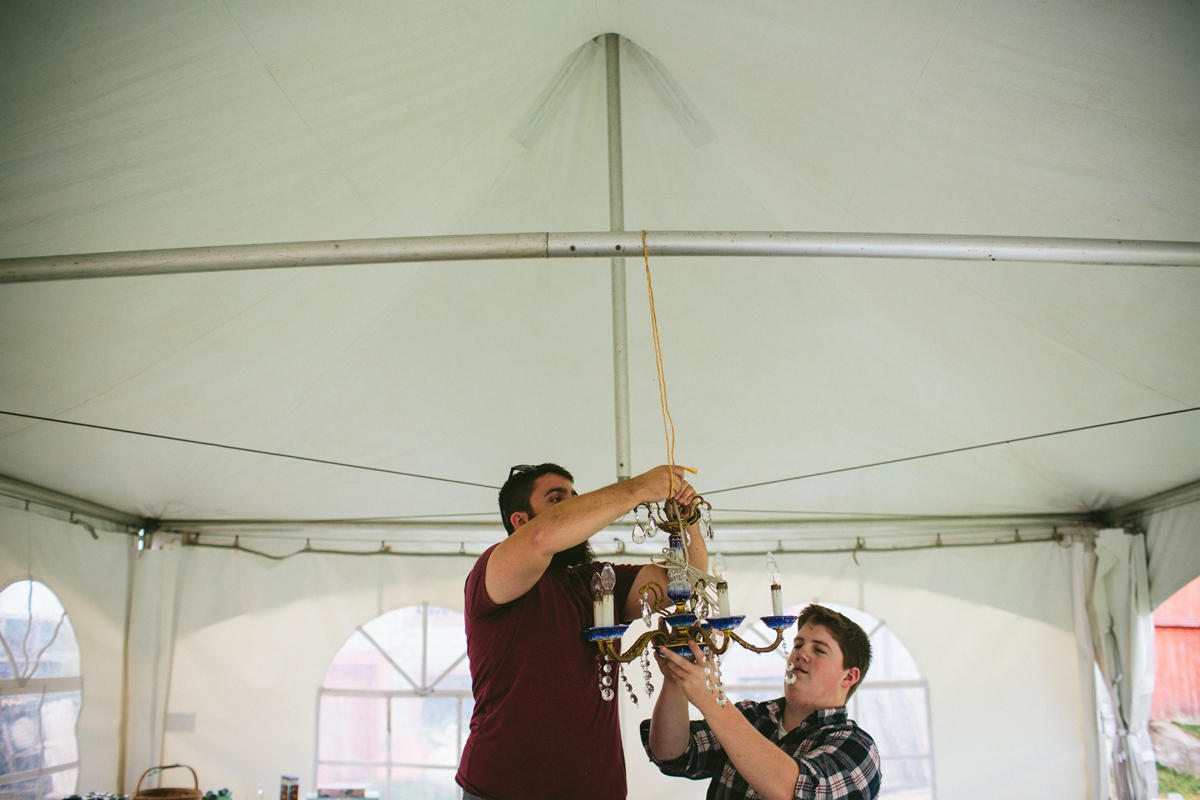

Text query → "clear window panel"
[458,696,474,759]
[0,776,38,800]
[854,686,929,759]
[1,695,45,775]
[362,608,426,691]
[320,605,475,800]
[717,620,788,695]
[38,692,81,770]
[314,765,385,799]
[390,698,458,768]
[323,631,407,692]
[318,695,386,763]
[44,768,78,800]
[0,582,80,680]
[422,608,469,692]
[388,766,459,800]
[877,758,933,799]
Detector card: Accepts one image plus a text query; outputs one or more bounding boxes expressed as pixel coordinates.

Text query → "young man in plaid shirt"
[642,604,881,800]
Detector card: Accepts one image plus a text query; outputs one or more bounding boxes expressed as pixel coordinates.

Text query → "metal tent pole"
[0,471,144,528]
[2,231,1198,283]
[605,33,632,483]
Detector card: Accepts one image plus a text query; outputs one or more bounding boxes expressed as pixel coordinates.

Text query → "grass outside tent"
[1159,763,1200,799]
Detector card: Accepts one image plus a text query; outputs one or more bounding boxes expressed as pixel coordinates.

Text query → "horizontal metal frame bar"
[0,761,79,787]
[161,511,1093,531]
[1105,476,1200,525]
[319,688,472,699]
[316,760,455,771]
[0,472,144,528]
[3,231,1198,283]
[720,679,926,692]
[0,677,82,695]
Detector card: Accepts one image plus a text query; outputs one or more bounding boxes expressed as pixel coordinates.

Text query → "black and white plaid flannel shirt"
[640,699,881,800]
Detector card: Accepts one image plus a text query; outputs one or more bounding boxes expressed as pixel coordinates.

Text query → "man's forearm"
[648,677,692,761]
[518,478,646,557]
[700,702,800,800]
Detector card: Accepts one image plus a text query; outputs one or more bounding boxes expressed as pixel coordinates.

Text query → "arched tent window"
[717,602,935,800]
[317,603,472,800]
[0,580,82,800]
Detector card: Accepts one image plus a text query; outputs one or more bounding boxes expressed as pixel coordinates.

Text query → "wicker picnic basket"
[134,765,203,800]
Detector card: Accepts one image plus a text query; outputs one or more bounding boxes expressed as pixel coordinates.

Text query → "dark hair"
[796,604,872,699]
[498,463,574,534]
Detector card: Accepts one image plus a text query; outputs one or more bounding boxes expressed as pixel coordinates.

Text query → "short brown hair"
[498,463,574,534]
[796,604,872,699]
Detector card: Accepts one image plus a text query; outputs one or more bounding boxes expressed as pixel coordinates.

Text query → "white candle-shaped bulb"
[601,564,616,592]
[766,552,783,615]
[711,552,727,580]
[766,552,780,584]
[601,564,616,626]
[592,573,604,627]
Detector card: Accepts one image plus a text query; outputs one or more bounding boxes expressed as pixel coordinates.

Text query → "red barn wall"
[1151,575,1200,722]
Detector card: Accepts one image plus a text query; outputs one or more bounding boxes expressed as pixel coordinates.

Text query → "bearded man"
[456,463,707,800]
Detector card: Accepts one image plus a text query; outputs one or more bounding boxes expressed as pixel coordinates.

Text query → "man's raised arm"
[485,465,693,606]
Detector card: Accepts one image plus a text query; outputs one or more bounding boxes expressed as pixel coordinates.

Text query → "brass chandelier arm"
[599,629,670,663]
[693,626,730,656]
[723,628,787,654]
[600,622,784,665]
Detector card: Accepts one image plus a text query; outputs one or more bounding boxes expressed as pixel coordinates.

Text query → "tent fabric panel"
[1145,496,1200,609]
[156,545,470,795]
[0,506,130,794]
[1091,530,1158,799]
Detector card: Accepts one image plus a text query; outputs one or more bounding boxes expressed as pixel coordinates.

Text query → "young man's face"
[785,621,860,712]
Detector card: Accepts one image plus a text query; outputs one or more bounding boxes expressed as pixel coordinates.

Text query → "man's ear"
[509,511,529,532]
[841,667,860,690]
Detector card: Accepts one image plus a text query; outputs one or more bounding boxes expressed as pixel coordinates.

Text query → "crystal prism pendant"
[631,522,646,544]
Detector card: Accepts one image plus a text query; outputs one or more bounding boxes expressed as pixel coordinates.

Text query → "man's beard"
[550,540,595,570]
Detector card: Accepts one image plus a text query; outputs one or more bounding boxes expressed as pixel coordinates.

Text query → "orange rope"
[642,230,678,498]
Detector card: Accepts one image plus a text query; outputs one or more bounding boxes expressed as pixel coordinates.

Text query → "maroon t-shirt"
[456,544,643,800]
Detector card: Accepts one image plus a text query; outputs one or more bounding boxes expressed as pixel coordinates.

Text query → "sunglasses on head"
[508,464,536,480]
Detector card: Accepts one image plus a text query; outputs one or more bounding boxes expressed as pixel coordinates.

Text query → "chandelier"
[583,232,797,705]
[584,498,796,706]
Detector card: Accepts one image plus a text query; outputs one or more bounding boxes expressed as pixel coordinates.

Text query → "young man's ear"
[509,511,530,532]
[841,667,861,690]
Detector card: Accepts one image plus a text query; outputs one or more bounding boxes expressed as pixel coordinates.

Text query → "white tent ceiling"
[1,0,1198,541]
